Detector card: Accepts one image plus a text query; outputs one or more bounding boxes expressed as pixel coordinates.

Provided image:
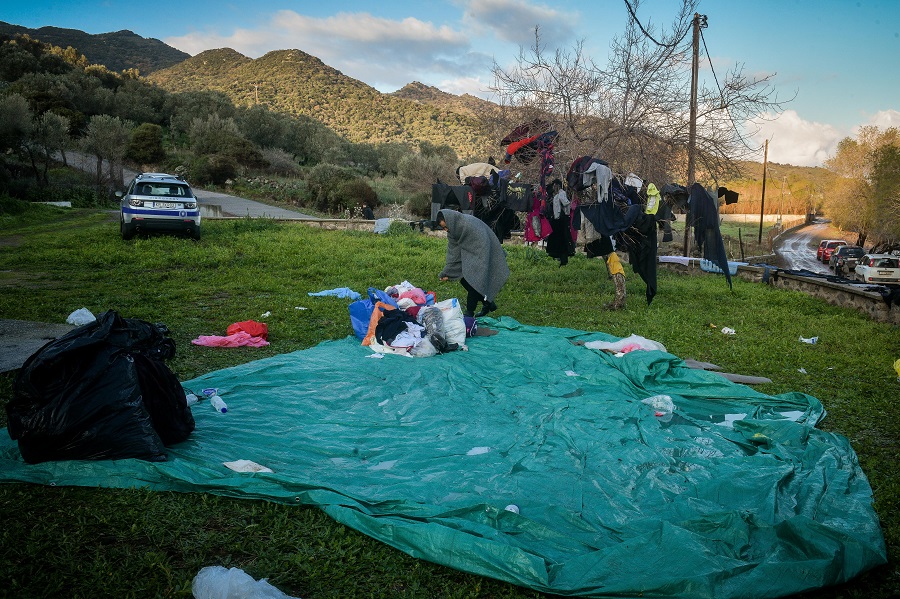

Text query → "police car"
[118,173,201,240]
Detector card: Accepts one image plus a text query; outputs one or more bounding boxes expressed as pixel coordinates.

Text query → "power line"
[622,0,689,48]
[700,25,757,151]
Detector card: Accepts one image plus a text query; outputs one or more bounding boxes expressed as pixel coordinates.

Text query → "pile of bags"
[349,281,474,358]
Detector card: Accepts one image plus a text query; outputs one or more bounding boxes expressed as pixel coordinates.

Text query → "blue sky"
[2,0,898,167]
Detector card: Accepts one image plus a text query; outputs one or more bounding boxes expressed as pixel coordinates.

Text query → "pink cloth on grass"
[192,331,270,348]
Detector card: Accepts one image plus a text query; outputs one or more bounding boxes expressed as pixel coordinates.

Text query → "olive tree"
[80,114,132,188]
[27,111,71,184]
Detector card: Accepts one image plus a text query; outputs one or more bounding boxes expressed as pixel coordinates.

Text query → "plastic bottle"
[209,394,228,413]
[185,393,199,407]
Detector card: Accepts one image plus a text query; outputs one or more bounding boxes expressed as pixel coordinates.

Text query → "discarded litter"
[223,460,273,473]
[65,308,96,326]
[202,388,228,413]
[261,311,272,318]
[893,358,900,379]
[800,336,818,345]
[721,327,736,335]
[504,504,520,514]
[642,394,675,418]
[192,565,299,599]
[798,368,808,374]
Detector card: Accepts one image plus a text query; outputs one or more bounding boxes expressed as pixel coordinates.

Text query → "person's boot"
[474,301,497,317]
[605,273,626,310]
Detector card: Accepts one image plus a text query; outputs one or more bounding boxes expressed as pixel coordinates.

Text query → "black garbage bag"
[6,310,195,464]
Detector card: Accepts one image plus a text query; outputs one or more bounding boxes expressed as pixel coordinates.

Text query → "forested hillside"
[720,160,839,215]
[391,81,498,119]
[0,21,190,74]
[148,49,495,160]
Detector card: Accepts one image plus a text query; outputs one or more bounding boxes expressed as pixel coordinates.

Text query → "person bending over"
[436,209,510,317]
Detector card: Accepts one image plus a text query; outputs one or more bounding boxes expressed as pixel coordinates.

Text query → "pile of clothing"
[355,281,475,358]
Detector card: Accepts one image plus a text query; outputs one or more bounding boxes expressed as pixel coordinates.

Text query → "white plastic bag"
[65,308,96,326]
[434,298,466,346]
[192,566,299,599]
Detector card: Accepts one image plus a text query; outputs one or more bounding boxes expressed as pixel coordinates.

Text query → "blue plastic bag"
[348,288,399,340]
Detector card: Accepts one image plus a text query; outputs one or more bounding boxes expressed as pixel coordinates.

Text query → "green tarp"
[0,318,886,597]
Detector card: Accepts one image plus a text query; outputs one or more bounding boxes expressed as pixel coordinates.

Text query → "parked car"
[821,240,847,263]
[118,173,201,240]
[854,254,900,285]
[829,245,865,275]
[816,239,837,261]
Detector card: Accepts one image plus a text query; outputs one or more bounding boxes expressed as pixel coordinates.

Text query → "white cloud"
[462,0,574,47]
[165,10,493,91]
[860,109,900,131]
[749,110,843,167]
[437,76,494,99]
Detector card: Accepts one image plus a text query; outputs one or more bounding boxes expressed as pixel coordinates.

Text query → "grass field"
[0,201,897,599]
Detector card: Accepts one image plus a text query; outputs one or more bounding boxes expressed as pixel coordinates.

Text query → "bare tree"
[489,0,786,186]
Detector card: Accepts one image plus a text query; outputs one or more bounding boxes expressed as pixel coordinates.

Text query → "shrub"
[188,154,237,186]
[335,179,378,213]
[126,123,166,165]
[305,163,358,213]
[405,192,432,219]
[397,153,457,195]
[260,148,300,176]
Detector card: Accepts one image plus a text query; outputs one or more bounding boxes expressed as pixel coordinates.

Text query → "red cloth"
[226,320,268,339]
[505,134,540,157]
[192,332,269,348]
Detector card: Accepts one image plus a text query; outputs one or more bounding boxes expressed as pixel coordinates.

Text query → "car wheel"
[191,226,201,241]
[120,217,135,240]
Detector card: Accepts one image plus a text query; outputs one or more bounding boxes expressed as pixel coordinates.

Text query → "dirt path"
[773,220,854,273]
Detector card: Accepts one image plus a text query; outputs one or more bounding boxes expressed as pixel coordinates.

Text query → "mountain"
[391,81,497,119]
[148,49,495,158]
[0,21,190,74]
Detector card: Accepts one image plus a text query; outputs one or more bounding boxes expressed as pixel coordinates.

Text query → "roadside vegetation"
[0,202,898,598]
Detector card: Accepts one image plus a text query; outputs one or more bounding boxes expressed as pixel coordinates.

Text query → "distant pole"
[758,139,769,243]
[683,12,703,257]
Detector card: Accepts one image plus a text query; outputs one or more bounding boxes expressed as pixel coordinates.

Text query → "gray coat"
[438,210,509,302]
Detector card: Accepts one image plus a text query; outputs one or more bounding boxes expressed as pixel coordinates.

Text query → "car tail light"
[129,198,144,207]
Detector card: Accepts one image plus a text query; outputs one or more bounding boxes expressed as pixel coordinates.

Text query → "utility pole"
[779,175,787,223]
[682,13,706,256]
[758,139,768,243]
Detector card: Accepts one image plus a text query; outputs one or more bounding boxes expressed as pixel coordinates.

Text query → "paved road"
[62,151,315,220]
[773,220,851,273]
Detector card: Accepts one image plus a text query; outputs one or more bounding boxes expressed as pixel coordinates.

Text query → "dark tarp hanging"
[430,181,473,221]
[689,182,733,289]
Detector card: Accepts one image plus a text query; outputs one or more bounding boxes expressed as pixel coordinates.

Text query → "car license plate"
[152,201,181,209]
[877,270,893,275]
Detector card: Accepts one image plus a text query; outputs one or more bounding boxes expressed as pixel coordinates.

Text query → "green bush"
[188,154,238,186]
[383,218,418,237]
[405,192,432,218]
[305,163,359,213]
[335,179,378,212]
[126,123,166,165]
